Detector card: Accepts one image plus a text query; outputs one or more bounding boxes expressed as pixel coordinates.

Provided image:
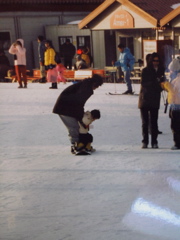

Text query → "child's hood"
[17,39,24,47]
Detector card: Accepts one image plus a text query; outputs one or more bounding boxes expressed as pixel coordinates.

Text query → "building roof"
[0,0,104,12]
[78,0,180,29]
[0,0,103,2]
[0,0,179,25]
[130,0,180,19]
[160,5,180,26]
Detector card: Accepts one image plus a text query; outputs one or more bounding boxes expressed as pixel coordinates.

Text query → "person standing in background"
[0,49,10,80]
[138,52,165,149]
[81,47,91,68]
[161,61,180,150]
[168,51,180,81]
[146,53,163,135]
[60,39,76,70]
[9,39,27,88]
[37,35,46,83]
[114,43,135,94]
[44,40,57,89]
[56,59,66,84]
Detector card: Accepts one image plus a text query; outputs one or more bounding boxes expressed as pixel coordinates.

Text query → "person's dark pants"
[64,57,72,70]
[140,108,159,146]
[79,133,93,146]
[170,109,180,148]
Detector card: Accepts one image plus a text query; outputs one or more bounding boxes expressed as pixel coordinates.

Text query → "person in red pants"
[9,39,27,88]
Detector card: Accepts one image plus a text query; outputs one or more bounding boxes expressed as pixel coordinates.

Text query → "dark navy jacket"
[53,79,94,120]
[138,66,165,109]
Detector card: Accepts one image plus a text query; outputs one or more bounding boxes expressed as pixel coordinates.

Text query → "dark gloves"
[157,75,165,83]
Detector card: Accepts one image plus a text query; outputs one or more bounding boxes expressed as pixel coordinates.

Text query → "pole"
[162,91,168,114]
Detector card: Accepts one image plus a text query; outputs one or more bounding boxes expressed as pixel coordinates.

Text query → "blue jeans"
[123,70,132,91]
[59,115,79,144]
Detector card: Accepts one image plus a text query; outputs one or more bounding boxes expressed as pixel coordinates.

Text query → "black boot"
[53,82,57,89]
[49,83,53,89]
[41,77,46,83]
[49,82,57,89]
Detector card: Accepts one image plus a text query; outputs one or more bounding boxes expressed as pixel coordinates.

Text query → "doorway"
[119,36,134,55]
[104,30,116,66]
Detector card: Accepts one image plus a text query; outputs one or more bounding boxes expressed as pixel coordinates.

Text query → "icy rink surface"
[0,82,180,240]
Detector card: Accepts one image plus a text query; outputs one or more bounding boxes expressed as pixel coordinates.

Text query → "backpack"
[54,51,61,63]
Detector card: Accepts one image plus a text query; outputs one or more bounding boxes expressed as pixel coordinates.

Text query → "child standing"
[74,109,101,155]
[9,39,27,88]
[56,59,66,84]
[44,40,57,89]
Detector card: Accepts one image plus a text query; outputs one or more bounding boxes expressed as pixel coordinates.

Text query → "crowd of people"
[1,38,180,151]
[52,47,180,154]
[138,51,180,150]
[5,37,92,89]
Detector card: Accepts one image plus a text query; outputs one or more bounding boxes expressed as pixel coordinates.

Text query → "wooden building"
[78,0,180,68]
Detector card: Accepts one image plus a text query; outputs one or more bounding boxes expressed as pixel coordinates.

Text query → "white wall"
[92,31,106,69]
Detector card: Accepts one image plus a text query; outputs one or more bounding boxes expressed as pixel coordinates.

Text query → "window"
[174,35,179,55]
[0,32,11,50]
[58,36,73,46]
[119,37,134,55]
[76,36,91,51]
[58,36,73,55]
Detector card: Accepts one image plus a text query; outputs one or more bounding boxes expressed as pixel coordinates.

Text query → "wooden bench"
[92,69,105,78]
[63,69,107,82]
[104,66,118,83]
[74,70,93,81]
[4,70,33,82]
[130,76,141,83]
[63,70,75,81]
[131,67,142,83]
[63,69,93,81]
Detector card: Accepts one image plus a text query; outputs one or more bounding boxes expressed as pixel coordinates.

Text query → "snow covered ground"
[0,81,180,240]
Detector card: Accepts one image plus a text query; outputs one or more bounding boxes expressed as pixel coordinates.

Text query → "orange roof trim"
[160,6,180,26]
[78,0,115,29]
[78,0,157,29]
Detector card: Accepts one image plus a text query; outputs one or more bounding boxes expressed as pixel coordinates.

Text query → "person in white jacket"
[161,61,180,150]
[9,39,27,88]
[168,56,180,81]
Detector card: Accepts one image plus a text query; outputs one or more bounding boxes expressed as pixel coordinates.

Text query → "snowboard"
[75,148,96,156]
[75,149,91,155]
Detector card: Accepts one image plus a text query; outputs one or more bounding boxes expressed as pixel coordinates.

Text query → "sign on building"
[110,10,134,29]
